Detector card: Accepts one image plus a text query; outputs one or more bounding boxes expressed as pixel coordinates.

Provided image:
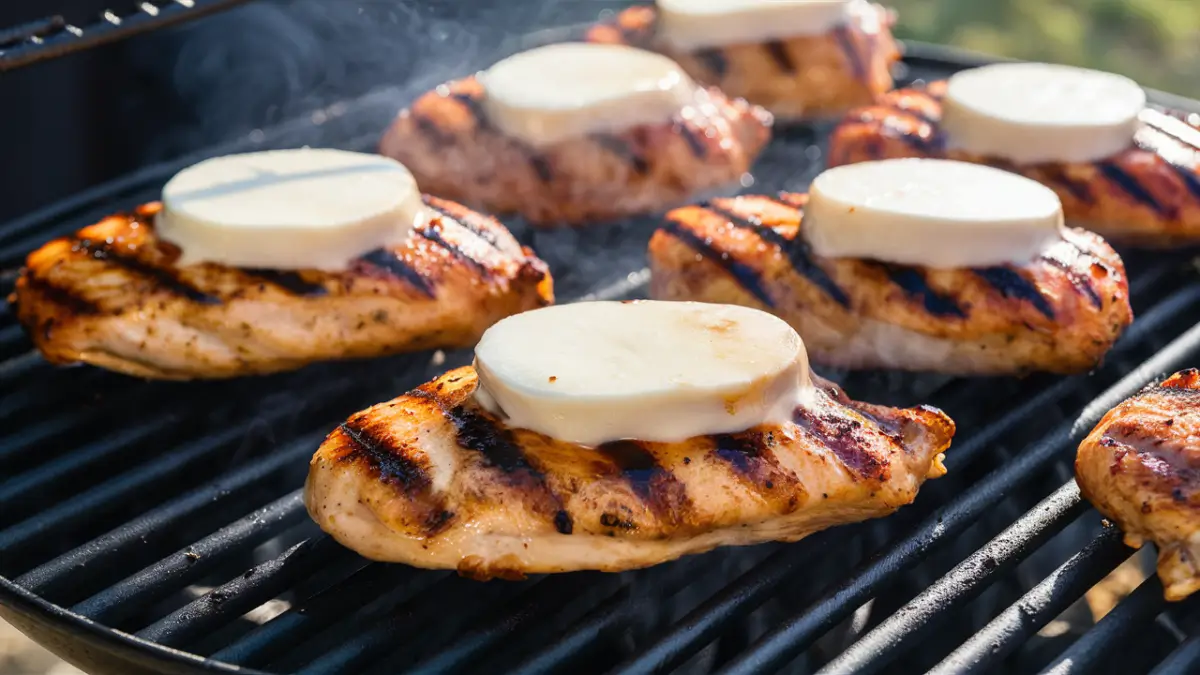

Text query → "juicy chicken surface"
[586,3,899,121]
[306,366,954,578]
[10,199,553,380]
[648,194,1133,375]
[828,82,1200,246]
[379,77,772,227]
[1077,369,1200,602]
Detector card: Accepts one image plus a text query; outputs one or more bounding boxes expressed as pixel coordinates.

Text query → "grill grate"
[1,43,1200,675]
[0,1,257,72]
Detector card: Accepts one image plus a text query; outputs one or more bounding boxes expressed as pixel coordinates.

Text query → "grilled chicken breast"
[1077,370,1200,602]
[585,2,898,121]
[829,82,1200,246]
[379,77,772,227]
[648,194,1133,375]
[10,199,553,380]
[306,366,954,578]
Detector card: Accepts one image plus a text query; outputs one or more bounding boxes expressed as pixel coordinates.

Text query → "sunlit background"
[890,0,1200,97]
[1,0,1198,673]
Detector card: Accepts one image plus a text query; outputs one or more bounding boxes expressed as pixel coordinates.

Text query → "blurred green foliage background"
[889,0,1200,96]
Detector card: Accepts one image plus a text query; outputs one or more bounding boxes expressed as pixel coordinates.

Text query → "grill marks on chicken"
[306,367,954,579]
[379,77,772,227]
[585,4,899,120]
[648,194,1133,374]
[1077,370,1200,601]
[828,82,1200,246]
[11,199,553,380]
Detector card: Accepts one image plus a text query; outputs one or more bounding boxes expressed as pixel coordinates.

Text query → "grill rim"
[2,40,1199,675]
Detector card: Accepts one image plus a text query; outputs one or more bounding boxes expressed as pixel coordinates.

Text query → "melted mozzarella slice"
[477,43,698,147]
[656,0,851,51]
[804,159,1063,268]
[473,301,813,446]
[158,149,423,270]
[942,63,1146,164]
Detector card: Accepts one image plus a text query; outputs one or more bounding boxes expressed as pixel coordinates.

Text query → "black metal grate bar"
[1149,635,1200,675]
[1039,577,1166,675]
[210,565,436,668]
[72,490,308,626]
[607,528,856,675]
[403,572,628,675]
[296,575,523,675]
[136,535,349,646]
[0,415,181,522]
[716,318,1200,675]
[510,586,638,675]
[0,1,258,72]
[927,526,1131,675]
[730,482,1088,675]
[15,431,321,599]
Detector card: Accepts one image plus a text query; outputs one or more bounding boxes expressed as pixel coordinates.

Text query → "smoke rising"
[127,0,632,162]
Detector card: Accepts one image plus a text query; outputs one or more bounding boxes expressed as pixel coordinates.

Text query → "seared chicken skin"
[306,366,953,578]
[379,77,772,227]
[585,2,899,121]
[1077,370,1200,602]
[829,82,1200,246]
[10,200,553,380]
[648,194,1133,375]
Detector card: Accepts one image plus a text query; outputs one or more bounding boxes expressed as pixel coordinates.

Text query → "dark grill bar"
[1,37,1200,675]
[930,527,1130,675]
[0,0,257,72]
[1039,578,1166,675]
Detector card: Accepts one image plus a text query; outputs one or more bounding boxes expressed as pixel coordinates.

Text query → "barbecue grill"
[2,4,1199,675]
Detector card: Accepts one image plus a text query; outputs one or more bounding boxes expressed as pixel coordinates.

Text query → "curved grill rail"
[0,1,256,72]
[1,44,1199,675]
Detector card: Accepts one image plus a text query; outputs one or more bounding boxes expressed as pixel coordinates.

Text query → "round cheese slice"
[941,63,1146,165]
[157,148,424,271]
[803,159,1063,268]
[473,301,813,446]
[477,43,698,148]
[656,0,851,51]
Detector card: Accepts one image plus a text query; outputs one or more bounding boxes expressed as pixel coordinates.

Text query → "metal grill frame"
[0,1,258,72]
[1,38,1200,675]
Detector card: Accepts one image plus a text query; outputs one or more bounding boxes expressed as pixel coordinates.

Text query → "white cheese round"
[803,159,1063,268]
[472,301,814,446]
[942,62,1146,165]
[157,148,423,271]
[477,43,698,148]
[656,0,851,51]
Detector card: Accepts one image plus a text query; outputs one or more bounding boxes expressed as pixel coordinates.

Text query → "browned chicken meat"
[1077,369,1200,602]
[585,2,899,121]
[828,82,1200,246]
[306,366,954,578]
[10,200,553,380]
[379,77,772,227]
[648,194,1133,374]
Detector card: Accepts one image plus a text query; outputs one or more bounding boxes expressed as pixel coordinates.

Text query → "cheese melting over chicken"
[472,301,814,446]
[941,62,1146,165]
[477,43,699,148]
[158,149,424,270]
[803,159,1063,268]
[656,0,852,51]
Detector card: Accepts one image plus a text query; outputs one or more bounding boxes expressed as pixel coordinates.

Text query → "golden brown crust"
[306,366,954,577]
[647,194,1133,374]
[10,200,553,380]
[379,77,772,227]
[828,82,1200,246]
[1077,369,1200,602]
[585,3,899,120]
